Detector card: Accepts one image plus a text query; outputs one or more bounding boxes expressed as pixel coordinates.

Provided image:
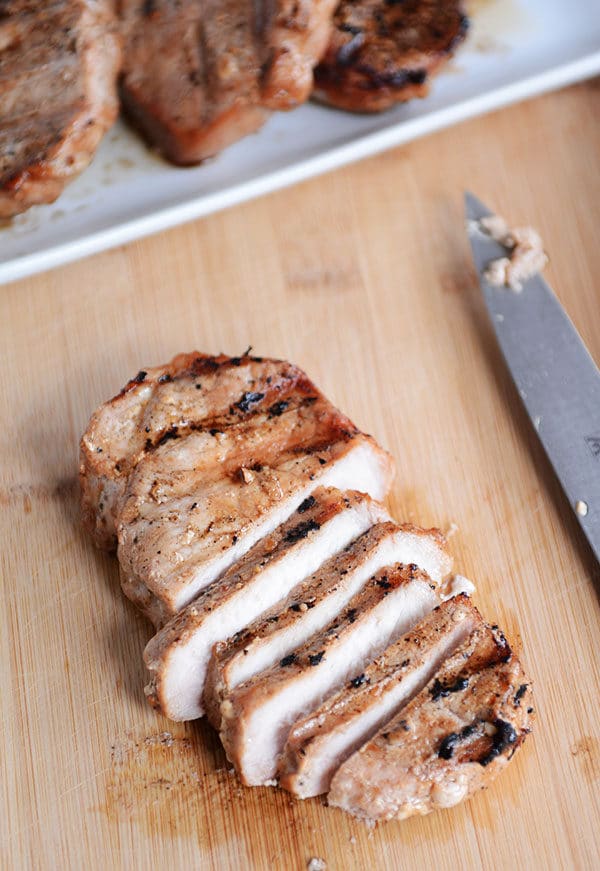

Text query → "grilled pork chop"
[279,595,478,798]
[81,352,533,824]
[118,0,338,164]
[0,0,121,217]
[143,487,390,720]
[313,0,468,113]
[204,520,451,727]
[219,564,439,786]
[329,617,533,820]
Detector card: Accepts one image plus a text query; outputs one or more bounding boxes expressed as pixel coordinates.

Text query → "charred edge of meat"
[233,392,265,413]
[114,353,268,399]
[268,400,289,417]
[478,719,518,767]
[355,65,428,92]
[297,495,316,513]
[514,684,528,706]
[321,7,470,92]
[283,519,321,544]
[430,675,469,701]
[490,626,513,663]
[230,347,253,365]
[438,718,519,764]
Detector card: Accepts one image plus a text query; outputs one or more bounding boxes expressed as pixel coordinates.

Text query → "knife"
[465,192,600,562]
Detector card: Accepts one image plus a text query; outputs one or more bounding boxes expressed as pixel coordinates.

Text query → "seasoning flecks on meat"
[218,564,439,786]
[279,595,478,798]
[204,520,451,727]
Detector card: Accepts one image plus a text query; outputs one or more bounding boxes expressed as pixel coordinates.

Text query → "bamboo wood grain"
[1,79,600,871]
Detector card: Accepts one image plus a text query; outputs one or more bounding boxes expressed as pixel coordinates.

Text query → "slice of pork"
[219,564,440,786]
[279,595,478,798]
[119,425,392,626]
[204,521,451,727]
[143,488,389,721]
[329,620,534,821]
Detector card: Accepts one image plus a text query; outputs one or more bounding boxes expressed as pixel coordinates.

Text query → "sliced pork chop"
[329,619,534,821]
[313,0,468,113]
[204,520,451,727]
[279,595,478,798]
[0,0,121,217]
[143,487,389,720]
[118,0,337,165]
[117,383,393,625]
[219,564,439,786]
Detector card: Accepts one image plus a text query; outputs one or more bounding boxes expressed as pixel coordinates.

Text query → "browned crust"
[313,0,469,113]
[80,351,393,552]
[118,0,337,165]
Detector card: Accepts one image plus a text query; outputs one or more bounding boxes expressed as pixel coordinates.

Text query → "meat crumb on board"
[441,574,477,600]
[479,214,549,291]
[307,858,327,871]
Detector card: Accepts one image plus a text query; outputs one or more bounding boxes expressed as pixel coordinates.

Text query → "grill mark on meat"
[297,495,316,513]
[329,621,533,821]
[430,675,469,700]
[476,719,518,767]
[81,352,376,551]
[284,519,321,543]
[78,351,393,625]
[117,413,390,624]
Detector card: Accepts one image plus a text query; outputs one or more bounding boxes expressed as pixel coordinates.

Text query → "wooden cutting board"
[2,79,599,871]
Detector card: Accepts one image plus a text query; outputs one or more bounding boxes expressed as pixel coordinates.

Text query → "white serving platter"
[1,0,599,285]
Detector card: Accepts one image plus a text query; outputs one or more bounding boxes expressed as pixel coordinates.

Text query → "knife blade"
[465,191,600,562]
